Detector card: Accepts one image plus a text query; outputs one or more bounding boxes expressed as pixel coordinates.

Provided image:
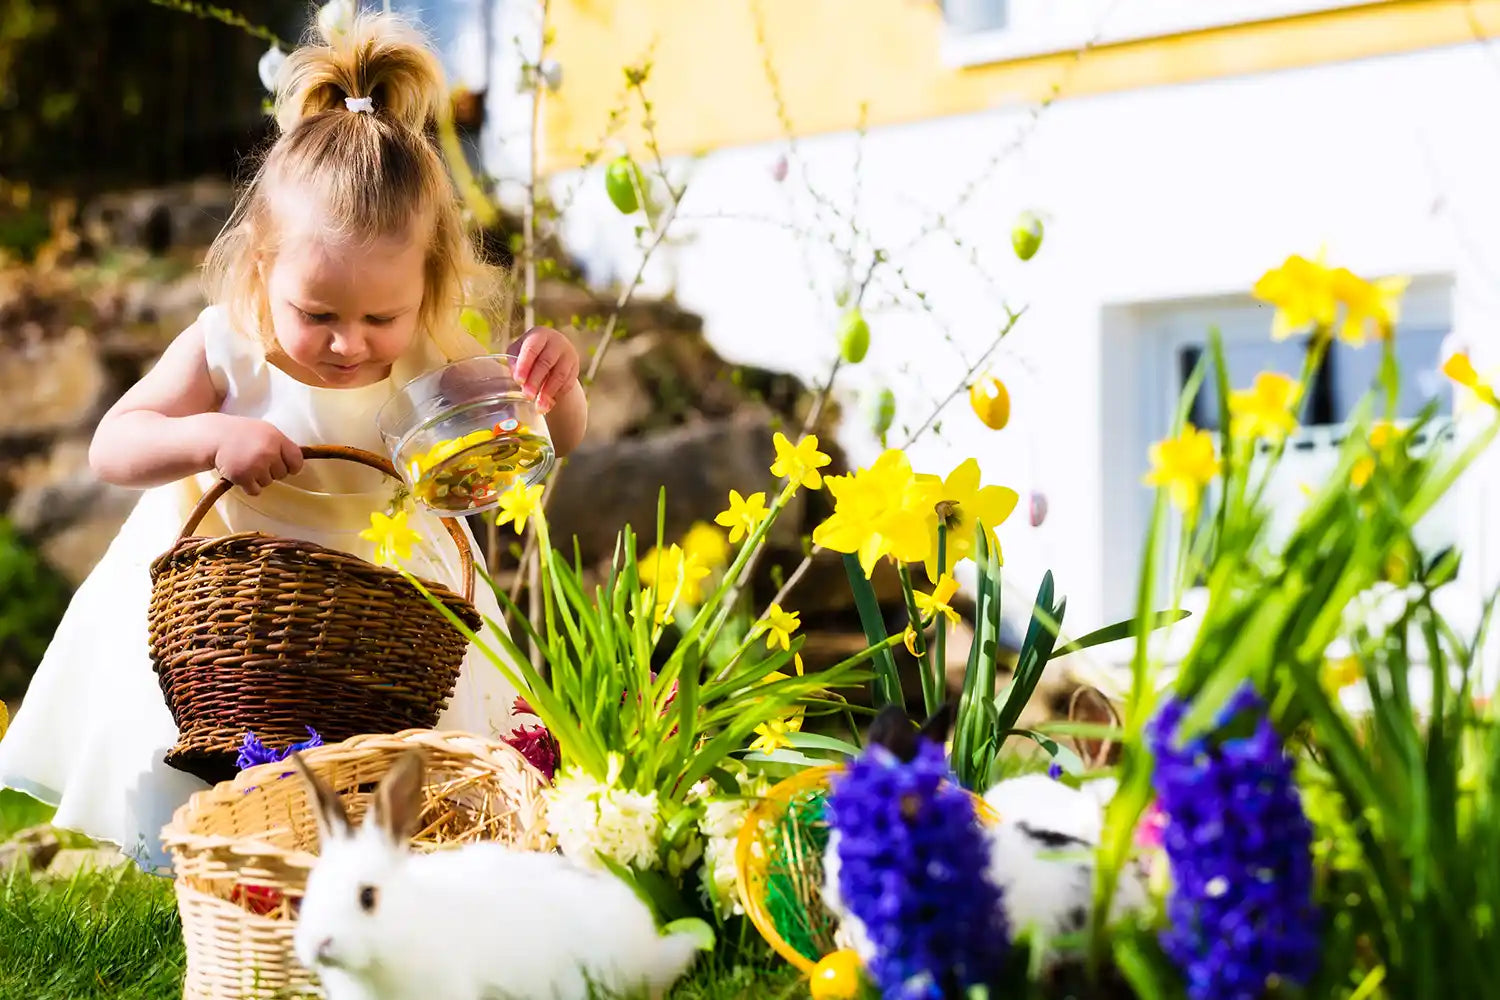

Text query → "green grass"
[0,790,808,1000]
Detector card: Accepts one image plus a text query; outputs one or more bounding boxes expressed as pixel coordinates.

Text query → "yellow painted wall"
[540,0,1500,173]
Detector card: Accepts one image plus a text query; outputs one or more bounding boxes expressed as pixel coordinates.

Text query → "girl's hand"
[212,418,305,495]
[511,327,581,414]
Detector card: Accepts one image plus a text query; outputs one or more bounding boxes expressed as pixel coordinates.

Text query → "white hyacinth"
[689,775,762,917]
[544,755,662,871]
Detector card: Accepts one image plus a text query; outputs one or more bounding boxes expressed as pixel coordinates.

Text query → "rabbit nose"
[316,937,335,963]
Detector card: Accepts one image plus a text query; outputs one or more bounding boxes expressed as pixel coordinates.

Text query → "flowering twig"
[148,0,285,47]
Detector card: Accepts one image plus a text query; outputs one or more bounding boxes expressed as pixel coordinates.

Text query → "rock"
[0,826,61,873]
[6,437,138,586]
[44,846,128,879]
[80,180,236,255]
[0,326,108,439]
[546,411,798,567]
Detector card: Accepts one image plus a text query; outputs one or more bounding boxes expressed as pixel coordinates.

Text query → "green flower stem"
[933,525,949,719]
[897,564,933,711]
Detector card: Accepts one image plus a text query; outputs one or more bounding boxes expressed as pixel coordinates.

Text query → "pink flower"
[512,695,537,717]
[1137,797,1168,851]
[504,725,560,782]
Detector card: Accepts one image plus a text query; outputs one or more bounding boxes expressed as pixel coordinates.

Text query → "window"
[1177,326,1453,433]
[942,0,1008,36]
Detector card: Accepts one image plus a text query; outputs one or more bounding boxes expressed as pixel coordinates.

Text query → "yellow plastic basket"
[734,763,998,974]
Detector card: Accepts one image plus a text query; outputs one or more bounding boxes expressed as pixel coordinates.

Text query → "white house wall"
[472,31,1500,665]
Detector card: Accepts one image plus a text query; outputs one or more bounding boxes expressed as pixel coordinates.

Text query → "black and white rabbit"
[823,690,1147,961]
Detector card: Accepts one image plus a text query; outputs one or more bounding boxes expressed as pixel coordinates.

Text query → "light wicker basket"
[161,729,550,1000]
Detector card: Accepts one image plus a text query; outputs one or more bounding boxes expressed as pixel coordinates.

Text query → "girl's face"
[264,225,427,388]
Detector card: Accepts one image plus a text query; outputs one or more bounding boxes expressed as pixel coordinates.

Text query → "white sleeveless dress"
[0,306,520,872]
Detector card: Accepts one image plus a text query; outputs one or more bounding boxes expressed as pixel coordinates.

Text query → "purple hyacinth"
[237,727,323,772]
[827,739,1007,999]
[1149,683,1320,1000]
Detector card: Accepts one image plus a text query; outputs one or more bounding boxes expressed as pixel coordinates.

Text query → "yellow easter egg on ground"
[969,375,1011,430]
[809,949,863,1000]
[0,699,8,741]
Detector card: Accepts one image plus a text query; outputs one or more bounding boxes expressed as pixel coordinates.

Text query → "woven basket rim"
[162,729,545,867]
[149,530,478,619]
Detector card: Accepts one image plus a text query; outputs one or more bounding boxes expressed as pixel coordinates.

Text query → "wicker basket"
[149,445,483,785]
[735,764,999,973]
[162,729,551,1000]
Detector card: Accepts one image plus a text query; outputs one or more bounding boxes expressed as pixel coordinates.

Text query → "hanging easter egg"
[838,309,870,364]
[257,46,286,94]
[1029,490,1048,527]
[868,386,896,439]
[539,59,564,92]
[605,156,642,214]
[459,307,490,344]
[809,949,864,1000]
[968,375,1011,430]
[1011,210,1044,261]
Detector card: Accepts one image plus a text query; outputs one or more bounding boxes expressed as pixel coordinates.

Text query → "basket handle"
[179,444,477,604]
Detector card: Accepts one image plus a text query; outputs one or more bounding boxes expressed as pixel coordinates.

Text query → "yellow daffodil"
[902,625,923,657]
[1143,425,1220,513]
[750,653,806,752]
[1442,352,1500,411]
[1323,655,1363,694]
[639,543,713,606]
[812,449,932,577]
[494,481,544,534]
[681,521,731,569]
[756,603,802,651]
[914,574,961,625]
[1330,268,1408,347]
[1351,421,1400,489]
[714,490,771,544]
[749,713,802,753]
[1228,371,1301,443]
[912,458,1018,582]
[360,508,423,567]
[770,432,831,492]
[1253,254,1338,341]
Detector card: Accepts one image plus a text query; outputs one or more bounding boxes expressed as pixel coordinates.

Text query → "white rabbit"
[290,751,702,1000]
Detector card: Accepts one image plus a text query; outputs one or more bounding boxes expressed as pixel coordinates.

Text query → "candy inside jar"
[378,355,556,516]
[407,419,550,513]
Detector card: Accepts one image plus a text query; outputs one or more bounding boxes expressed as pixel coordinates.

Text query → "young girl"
[0,12,586,872]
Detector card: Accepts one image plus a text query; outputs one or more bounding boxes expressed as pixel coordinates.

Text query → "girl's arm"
[511,326,589,456]
[89,320,304,493]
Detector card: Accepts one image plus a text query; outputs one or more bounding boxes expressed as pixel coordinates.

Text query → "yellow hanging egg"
[809,949,863,1000]
[968,375,1011,430]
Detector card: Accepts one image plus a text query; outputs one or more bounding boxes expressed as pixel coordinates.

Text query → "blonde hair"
[204,10,508,362]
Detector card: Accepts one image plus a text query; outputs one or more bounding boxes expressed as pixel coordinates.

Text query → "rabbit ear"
[291,753,351,843]
[866,704,920,761]
[1068,685,1122,770]
[917,700,957,746]
[368,750,425,846]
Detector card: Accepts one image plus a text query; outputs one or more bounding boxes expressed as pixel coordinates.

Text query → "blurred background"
[4,0,1499,716]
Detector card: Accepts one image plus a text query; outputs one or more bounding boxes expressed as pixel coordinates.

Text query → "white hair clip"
[345,96,374,114]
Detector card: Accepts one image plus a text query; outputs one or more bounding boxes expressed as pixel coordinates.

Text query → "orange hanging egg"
[809,949,863,1000]
[968,375,1011,430]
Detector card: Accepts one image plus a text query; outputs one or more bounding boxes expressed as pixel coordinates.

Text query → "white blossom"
[543,756,662,871]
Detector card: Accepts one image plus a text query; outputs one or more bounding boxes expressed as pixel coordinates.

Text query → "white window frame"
[941,0,1385,70]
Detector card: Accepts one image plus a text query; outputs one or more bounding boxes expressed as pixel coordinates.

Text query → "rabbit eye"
[358,885,378,913]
